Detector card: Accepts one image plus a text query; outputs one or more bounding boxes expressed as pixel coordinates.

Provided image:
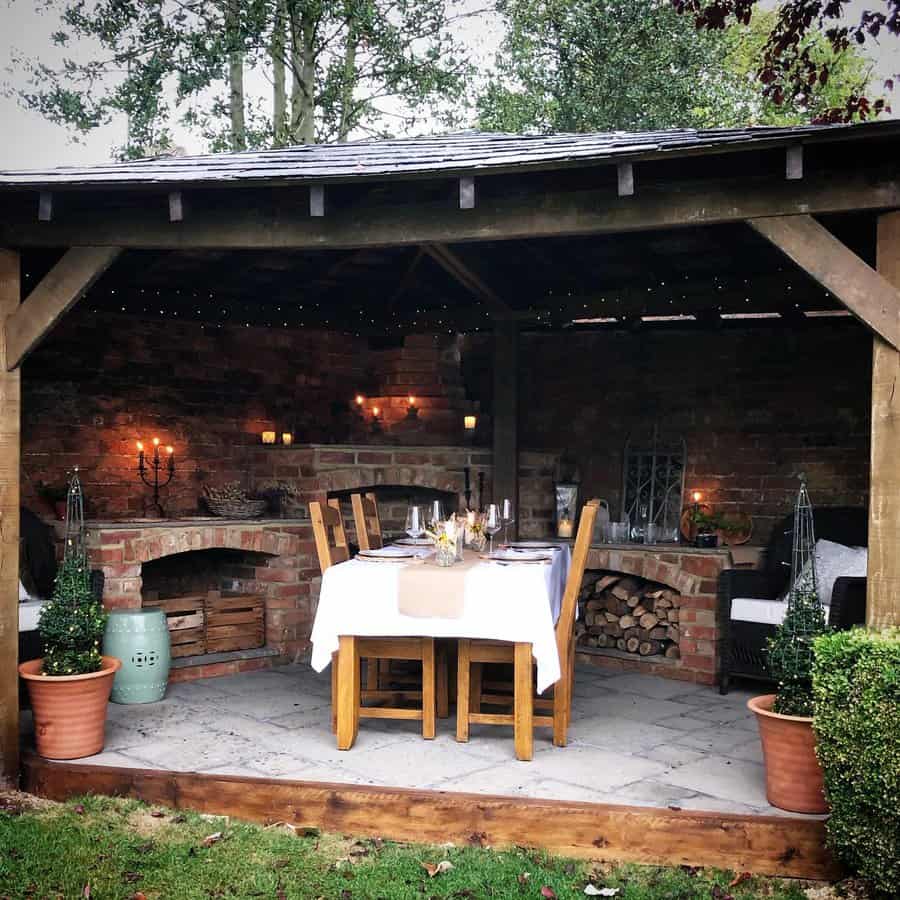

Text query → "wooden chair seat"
[455,500,599,759]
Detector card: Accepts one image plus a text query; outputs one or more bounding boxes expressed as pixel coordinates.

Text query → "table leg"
[514,642,534,761]
[422,639,436,740]
[330,651,338,734]
[337,635,360,750]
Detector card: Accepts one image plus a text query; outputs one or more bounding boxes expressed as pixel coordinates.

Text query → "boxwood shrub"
[812,628,900,895]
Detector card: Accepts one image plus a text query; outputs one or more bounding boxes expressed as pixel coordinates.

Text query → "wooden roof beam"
[4,246,122,371]
[422,243,519,319]
[749,214,900,350]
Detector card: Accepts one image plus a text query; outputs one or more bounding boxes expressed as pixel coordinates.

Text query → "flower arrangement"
[427,514,462,565]
[464,510,486,551]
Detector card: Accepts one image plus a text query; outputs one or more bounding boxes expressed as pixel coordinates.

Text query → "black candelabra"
[137,438,175,518]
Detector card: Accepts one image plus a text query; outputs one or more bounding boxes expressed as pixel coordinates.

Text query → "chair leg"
[421,639,436,740]
[514,642,534,761]
[470,662,483,714]
[566,641,575,729]
[336,636,360,751]
[456,639,471,742]
[436,643,449,719]
[553,671,569,748]
[331,651,338,734]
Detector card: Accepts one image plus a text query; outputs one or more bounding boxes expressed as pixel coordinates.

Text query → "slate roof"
[1,121,898,189]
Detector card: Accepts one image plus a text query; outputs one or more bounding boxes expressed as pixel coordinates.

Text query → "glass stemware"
[501,498,515,545]
[485,503,502,555]
[405,505,425,541]
[428,500,445,532]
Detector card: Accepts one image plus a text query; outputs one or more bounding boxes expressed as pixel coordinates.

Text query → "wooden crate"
[205,591,264,654]
[143,594,206,658]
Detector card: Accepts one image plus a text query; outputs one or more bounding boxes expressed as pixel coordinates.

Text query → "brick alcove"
[82,519,318,678]
[577,545,729,684]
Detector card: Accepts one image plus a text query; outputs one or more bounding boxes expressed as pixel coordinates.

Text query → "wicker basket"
[204,497,268,519]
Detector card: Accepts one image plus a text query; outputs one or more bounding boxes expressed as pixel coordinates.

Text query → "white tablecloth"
[310,544,571,693]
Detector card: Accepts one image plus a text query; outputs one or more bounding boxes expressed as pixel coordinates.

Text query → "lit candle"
[282,432,293,446]
[408,395,416,407]
[692,491,703,504]
[166,445,174,472]
[557,515,574,539]
[355,394,364,406]
[464,414,477,431]
[261,431,276,445]
[372,406,380,418]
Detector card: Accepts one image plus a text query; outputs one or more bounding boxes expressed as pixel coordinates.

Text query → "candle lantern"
[463,414,476,431]
[281,432,293,446]
[406,395,419,419]
[261,431,276,445]
[137,438,176,518]
[555,482,579,539]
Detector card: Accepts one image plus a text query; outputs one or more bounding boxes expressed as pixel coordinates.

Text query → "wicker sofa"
[718,506,868,694]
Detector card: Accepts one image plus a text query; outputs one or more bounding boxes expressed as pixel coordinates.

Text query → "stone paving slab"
[32,663,809,818]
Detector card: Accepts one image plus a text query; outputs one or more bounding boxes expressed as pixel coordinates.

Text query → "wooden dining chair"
[309,499,437,744]
[350,492,383,550]
[455,499,600,760]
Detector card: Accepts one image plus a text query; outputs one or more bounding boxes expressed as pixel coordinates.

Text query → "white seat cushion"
[19,599,45,633]
[731,596,831,626]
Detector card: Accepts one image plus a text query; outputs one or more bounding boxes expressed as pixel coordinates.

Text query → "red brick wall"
[518,323,871,545]
[20,310,474,519]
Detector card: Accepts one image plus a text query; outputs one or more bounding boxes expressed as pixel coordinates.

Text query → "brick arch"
[313,465,466,498]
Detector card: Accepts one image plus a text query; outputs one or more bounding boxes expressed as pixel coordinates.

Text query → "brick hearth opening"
[576,545,730,684]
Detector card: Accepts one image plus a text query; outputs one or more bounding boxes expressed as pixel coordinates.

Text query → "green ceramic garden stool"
[103,609,171,703]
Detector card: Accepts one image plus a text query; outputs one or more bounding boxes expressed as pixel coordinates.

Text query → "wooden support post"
[168,192,184,222]
[868,211,900,629]
[0,249,20,785]
[38,192,53,222]
[492,319,518,535]
[617,162,634,197]
[309,185,325,217]
[459,177,475,209]
[786,145,803,180]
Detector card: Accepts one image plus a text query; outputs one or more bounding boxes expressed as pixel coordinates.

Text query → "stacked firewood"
[576,573,680,659]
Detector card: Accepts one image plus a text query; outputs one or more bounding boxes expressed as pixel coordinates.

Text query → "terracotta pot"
[19,656,121,760]
[748,694,827,814]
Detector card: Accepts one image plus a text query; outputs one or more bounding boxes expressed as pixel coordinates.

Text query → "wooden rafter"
[4,246,122,371]
[421,244,515,318]
[749,215,900,351]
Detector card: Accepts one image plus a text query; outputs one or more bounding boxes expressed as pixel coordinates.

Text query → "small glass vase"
[435,542,456,567]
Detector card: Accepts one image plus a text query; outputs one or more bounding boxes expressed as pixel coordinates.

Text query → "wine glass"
[428,500,445,531]
[485,503,502,555]
[405,505,425,542]
[501,498,515,545]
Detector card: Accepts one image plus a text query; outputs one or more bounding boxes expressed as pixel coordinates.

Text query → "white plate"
[393,537,433,547]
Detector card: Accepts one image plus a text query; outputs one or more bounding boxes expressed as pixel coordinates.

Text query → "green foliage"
[766,587,826,717]
[812,628,900,895]
[38,548,106,676]
[477,0,875,133]
[9,0,474,158]
[0,794,810,899]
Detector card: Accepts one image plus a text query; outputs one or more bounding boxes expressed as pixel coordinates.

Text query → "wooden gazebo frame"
[1,124,898,871]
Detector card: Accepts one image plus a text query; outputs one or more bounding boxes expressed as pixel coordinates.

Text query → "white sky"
[0,0,897,169]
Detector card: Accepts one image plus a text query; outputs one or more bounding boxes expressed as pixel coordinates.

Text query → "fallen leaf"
[131,894,147,900]
[82,886,90,899]
[150,810,165,818]
[421,861,454,878]
[729,873,751,889]
[202,831,223,848]
[73,804,86,816]
[541,888,557,899]
[584,888,619,897]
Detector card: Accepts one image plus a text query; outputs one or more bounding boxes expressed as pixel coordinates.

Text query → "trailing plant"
[812,628,900,894]
[38,546,106,676]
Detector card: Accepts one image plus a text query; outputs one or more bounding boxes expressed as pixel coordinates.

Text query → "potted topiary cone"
[18,470,120,759]
[748,476,828,814]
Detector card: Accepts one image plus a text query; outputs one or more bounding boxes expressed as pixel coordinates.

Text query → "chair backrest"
[310,499,350,573]
[555,499,600,654]
[351,492,383,551]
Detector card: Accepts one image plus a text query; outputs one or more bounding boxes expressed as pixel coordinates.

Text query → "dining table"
[310,540,572,758]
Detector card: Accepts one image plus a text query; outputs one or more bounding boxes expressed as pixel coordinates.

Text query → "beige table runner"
[397,555,482,618]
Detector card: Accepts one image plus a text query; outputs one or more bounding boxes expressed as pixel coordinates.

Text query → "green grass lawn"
[0,793,814,900]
